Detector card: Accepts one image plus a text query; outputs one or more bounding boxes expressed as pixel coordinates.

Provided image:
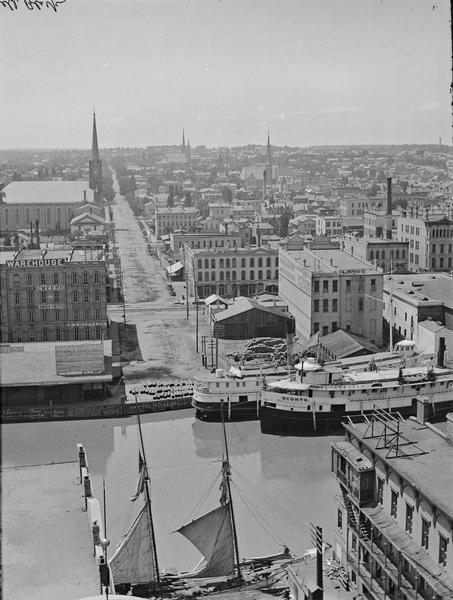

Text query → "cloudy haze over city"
[1,0,451,148]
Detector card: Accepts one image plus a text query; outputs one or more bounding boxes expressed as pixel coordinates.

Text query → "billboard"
[55,342,105,376]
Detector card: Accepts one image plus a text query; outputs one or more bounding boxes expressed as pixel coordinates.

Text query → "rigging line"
[150,459,221,470]
[183,470,222,524]
[231,467,312,533]
[231,480,284,547]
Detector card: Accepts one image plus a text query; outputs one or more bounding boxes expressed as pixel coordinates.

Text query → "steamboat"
[260,340,453,435]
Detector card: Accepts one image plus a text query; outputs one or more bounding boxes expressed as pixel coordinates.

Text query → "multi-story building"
[279,242,383,345]
[170,231,241,255]
[316,214,343,238]
[0,181,92,232]
[383,272,453,344]
[208,203,232,222]
[339,195,382,218]
[394,208,453,272]
[154,207,199,237]
[332,411,453,600]
[342,237,409,273]
[185,246,279,299]
[0,248,108,343]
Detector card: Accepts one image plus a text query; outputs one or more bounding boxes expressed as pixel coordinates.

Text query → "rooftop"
[1,181,93,204]
[0,248,105,264]
[384,272,453,309]
[343,415,453,521]
[286,248,377,274]
[0,340,112,387]
[215,296,291,322]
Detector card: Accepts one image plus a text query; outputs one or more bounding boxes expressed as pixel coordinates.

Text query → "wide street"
[109,173,212,381]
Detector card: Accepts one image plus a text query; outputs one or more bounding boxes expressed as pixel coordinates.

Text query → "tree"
[167,192,175,208]
[221,187,233,204]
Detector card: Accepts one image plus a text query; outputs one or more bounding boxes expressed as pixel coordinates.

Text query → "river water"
[2,411,342,573]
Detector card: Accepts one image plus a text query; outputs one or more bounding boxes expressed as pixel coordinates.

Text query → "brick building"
[0,248,108,343]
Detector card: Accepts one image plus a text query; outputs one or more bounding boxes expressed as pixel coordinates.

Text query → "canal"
[2,410,342,579]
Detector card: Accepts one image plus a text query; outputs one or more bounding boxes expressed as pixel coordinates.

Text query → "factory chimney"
[386,177,392,216]
[286,317,296,369]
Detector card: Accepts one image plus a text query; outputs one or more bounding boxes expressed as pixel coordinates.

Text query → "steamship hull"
[260,397,453,436]
[193,397,260,421]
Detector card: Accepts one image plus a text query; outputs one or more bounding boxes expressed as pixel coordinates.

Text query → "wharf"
[1,379,194,423]
[2,460,99,600]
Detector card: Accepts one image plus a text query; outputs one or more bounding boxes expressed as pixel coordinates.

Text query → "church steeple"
[182,128,186,151]
[89,112,103,206]
[266,130,272,166]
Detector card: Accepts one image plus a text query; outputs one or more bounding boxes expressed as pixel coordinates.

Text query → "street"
[109,172,211,381]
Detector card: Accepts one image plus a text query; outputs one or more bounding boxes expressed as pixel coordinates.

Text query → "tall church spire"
[92,112,100,161]
[89,112,103,206]
[182,128,186,151]
[266,130,272,166]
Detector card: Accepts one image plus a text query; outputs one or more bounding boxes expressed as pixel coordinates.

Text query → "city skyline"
[0,0,451,149]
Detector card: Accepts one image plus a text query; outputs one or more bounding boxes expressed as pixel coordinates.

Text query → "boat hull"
[192,398,260,421]
[260,398,453,436]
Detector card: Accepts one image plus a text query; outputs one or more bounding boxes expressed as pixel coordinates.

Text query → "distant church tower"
[266,131,273,182]
[187,139,191,165]
[89,112,103,206]
[182,128,186,152]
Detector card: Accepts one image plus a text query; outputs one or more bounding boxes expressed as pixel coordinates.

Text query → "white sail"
[109,505,156,585]
[177,502,235,578]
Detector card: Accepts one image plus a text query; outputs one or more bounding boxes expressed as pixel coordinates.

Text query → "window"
[55,328,61,341]
[73,291,78,303]
[15,292,20,305]
[55,309,60,321]
[83,272,88,284]
[84,308,90,320]
[371,278,376,290]
[377,478,384,504]
[266,257,271,267]
[323,299,329,312]
[27,273,32,286]
[54,291,60,303]
[346,280,351,291]
[390,489,398,517]
[241,270,246,280]
[250,270,255,280]
[266,270,271,280]
[28,311,34,322]
[95,308,101,320]
[73,308,79,320]
[41,310,47,322]
[15,310,21,323]
[313,322,320,333]
[332,298,338,312]
[421,518,430,550]
[322,325,329,336]
[332,321,338,332]
[211,271,216,281]
[323,280,328,292]
[358,298,364,311]
[40,273,46,286]
[241,258,246,268]
[41,291,46,303]
[250,258,255,267]
[405,504,413,534]
[72,272,77,285]
[43,328,48,341]
[85,327,90,340]
[314,299,319,313]
[74,327,79,340]
[83,291,89,303]
[53,272,59,285]
[314,280,319,292]
[198,259,202,269]
[332,280,338,292]
[337,509,343,530]
[439,534,448,566]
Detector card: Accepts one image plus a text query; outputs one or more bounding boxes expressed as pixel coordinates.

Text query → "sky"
[0,0,451,148]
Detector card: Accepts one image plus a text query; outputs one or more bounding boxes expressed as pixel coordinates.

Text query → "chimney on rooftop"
[386,178,392,216]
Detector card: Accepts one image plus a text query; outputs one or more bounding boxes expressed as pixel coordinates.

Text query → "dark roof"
[319,329,379,359]
[214,296,290,322]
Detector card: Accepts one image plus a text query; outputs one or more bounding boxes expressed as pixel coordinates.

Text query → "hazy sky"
[0,0,451,148]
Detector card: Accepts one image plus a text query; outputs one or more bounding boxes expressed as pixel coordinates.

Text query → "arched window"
[266,257,271,267]
[275,269,278,278]
[204,259,209,269]
[204,271,209,281]
[369,251,374,260]
[232,271,237,281]
[226,258,230,269]
[258,270,263,280]
[232,258,237,268]
[241,258,246,268]
[241,270,246,280]
[83,272,88,284]
[211,259,216,269]
[219,258,224,268]
[211,271,216,281]
[219,271,224,281]
[250,270,255,280]
[258,257,263,267]
[266,270,271,280]
[250,258,255,267]
[53,273,59,285]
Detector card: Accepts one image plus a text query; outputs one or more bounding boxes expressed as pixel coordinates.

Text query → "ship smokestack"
[386,177,392,216]
[286,316,296,367]
[438,337,446,368]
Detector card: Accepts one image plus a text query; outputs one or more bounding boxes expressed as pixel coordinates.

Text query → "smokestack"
[386,178,392,216]
[438,337,446,367]
[286,317,296,368]
[35,219,40,248]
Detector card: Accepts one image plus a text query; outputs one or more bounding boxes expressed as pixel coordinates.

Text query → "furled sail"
[109,505,156,585]
[177,502,235,578]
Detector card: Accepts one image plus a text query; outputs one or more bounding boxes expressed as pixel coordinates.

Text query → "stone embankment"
[2,380,194,423]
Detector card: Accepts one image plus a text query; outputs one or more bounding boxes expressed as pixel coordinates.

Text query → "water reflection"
[2,409,343,574]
